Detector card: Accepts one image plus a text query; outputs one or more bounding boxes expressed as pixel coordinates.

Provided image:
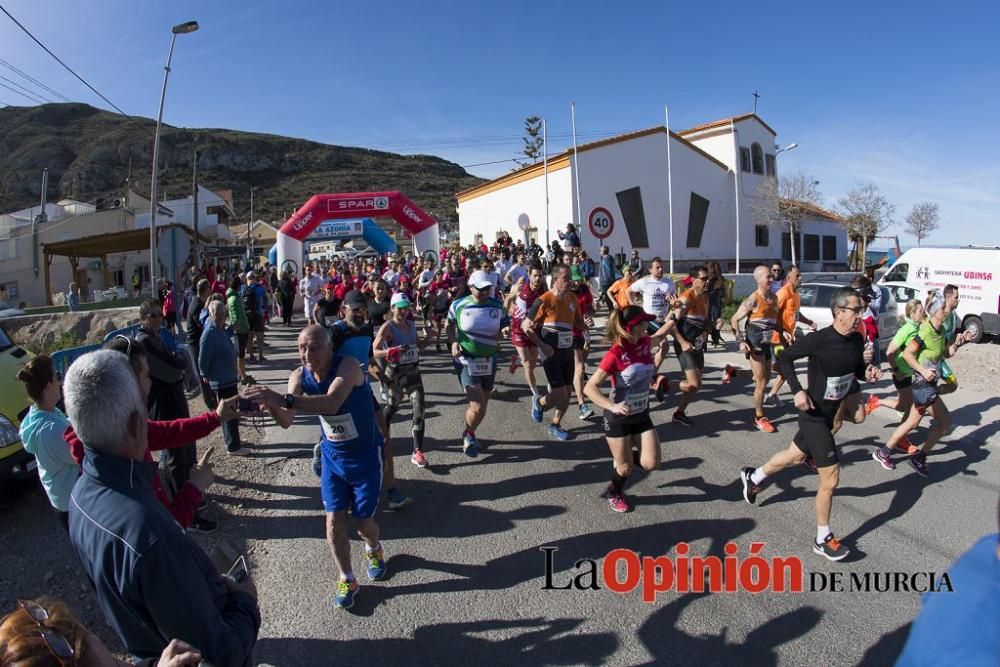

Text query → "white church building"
[456,113,847,273]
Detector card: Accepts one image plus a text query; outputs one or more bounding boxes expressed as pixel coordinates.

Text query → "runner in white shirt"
[504,252,529,288]
[299,266,324,325]
[627,257,677,382]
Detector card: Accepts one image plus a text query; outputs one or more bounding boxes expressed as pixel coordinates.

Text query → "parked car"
[879,246,1000,343]
[0,301,26,320]
[796,282,898,351]
[884,283,934,319]
[0,323,34,488]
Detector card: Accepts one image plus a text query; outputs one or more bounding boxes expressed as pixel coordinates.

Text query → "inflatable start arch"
[276,191,439,276]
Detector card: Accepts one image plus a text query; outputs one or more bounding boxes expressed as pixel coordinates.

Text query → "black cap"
[343,290,367,308]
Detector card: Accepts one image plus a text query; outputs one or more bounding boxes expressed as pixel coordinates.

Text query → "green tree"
[520,115,544,165]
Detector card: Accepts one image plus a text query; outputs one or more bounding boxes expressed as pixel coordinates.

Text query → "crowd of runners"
[13,226,978,643]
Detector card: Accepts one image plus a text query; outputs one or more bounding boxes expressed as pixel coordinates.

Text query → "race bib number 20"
[320,414,359,442]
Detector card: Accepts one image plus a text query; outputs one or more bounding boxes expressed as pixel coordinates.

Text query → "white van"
[879,246,1000,343]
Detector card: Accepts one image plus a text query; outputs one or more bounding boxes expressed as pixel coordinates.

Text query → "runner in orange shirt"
[765,266,816,405]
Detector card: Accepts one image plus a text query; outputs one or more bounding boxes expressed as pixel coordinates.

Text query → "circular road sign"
[588,207,614,239]
[517,213,531,231]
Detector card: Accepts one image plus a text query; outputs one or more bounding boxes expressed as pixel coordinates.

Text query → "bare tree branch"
[750,171,823,265]
[836,182,896,269]
[904,201,939,246]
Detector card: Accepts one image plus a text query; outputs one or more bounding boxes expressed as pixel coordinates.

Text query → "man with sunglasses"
[447,277,510,456]
[739,287,882,561]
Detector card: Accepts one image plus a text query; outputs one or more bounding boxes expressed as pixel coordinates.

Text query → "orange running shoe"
[722,364,736,385]
[754,416,777,433]
[865,394,881,415]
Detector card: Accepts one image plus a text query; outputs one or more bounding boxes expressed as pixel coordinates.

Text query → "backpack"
[241,284,259,314]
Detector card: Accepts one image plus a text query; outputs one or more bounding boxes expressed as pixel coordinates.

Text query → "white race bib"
[324,316,337,327]
[823,373,853,401]
[467,356,492,376]
[398,347,419,365]
[626,393,649,413]
[320,413,359,442]
[557,330,573,349]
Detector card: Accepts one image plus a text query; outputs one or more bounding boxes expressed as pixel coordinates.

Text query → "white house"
[457,113,848,273]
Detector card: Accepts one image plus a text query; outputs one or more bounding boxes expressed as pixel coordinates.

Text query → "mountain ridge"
[0,102,485,224]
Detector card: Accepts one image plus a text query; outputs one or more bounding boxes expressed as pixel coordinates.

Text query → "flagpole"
[571,102,583,249]
[731,119,741,274]
[665,105,675,274]
[543,117,550,251]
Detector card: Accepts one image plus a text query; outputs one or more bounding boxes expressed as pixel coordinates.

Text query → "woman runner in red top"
[584,305,663,513]
[570,271,596,420]
[504,262,548,395]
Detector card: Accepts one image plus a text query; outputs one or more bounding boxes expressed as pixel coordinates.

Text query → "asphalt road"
[1,319,996,666]
[243,321,998,666]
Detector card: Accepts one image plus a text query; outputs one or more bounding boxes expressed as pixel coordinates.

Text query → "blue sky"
[1,0,998,247]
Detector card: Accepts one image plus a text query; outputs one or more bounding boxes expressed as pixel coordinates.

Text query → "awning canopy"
[41,224,215,258]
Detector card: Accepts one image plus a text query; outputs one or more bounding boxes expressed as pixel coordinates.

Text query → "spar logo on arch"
[330,196,391,213]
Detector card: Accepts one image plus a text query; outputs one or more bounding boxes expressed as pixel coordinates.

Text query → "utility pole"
[191,146,199,270]
[247,187,255,267]
[32,169,48,278]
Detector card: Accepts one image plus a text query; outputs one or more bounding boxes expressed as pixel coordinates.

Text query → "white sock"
[365,542,381,553]
[341,571,355,582]
[817,525,831,543]
[750,468,767,485]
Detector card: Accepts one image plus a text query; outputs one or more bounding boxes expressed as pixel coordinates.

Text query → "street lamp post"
[149,20,199,293]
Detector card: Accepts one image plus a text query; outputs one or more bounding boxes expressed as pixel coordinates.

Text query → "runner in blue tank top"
[247,324,387,610]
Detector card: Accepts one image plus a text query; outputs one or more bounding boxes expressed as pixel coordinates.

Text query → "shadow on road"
[255,616,618,666]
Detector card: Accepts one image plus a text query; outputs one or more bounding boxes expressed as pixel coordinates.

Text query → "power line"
[0,73,51,103]
[0,2,146,132]
[0,79,46,104]
[0,56,71,101]
[461,157,524,168]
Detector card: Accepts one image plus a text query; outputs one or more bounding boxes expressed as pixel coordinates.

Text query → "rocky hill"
[0,103,484,223]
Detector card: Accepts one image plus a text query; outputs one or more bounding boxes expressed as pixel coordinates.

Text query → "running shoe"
[607,489,631,513]
[463,431,479,458]
[312,443,323,478]
[865,394,881,416]
[333,579,359,609]
[739,467,761,505]
[578,403,595,420]
[908,451,929,478]
[722,364,736,385]
[548,424,570,441]
[227,446,251,456]
[365,547,387,581]
[899,436,919,455]
[197,498,208,512]
[531,394,543,424]
[509,355,520,374]
[754,416,776,433]
[813,533,850,561]
[765,393,782,407]
[631,447,640,465]
[872,448,896,471]
[672,411,694,427]
[411,450,428,468]
[653,375,671,402]
[188,516,218,534]
[386,487,412,510]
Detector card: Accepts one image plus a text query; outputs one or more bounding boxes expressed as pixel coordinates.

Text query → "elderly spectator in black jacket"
[65,350,260,665]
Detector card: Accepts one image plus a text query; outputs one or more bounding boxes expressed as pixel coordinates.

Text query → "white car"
[0,302,26,320]
[795,282,898,351]
[883,283,934,319]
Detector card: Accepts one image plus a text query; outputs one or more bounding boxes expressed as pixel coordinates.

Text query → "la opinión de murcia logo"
[540,544,954,600]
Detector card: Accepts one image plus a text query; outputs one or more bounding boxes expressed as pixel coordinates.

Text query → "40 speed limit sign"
[588,207,614,239]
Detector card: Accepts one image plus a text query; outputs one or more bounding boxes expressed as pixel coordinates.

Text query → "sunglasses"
[839,306,863,314]
[114,334,135,357]
[18,599,76,664]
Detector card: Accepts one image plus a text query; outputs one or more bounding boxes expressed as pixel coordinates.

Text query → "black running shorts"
[542,351,575,389]
[793,412,838,468]
[603,412,655,438]
[673,342,705,372]
[892,373,913,390]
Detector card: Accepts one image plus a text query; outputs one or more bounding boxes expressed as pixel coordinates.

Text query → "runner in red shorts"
[504,262,547,397]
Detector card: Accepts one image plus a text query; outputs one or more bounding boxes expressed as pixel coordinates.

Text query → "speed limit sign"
[588,207,614,239]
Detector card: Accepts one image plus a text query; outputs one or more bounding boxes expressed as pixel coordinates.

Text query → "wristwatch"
[283,393,296,409]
